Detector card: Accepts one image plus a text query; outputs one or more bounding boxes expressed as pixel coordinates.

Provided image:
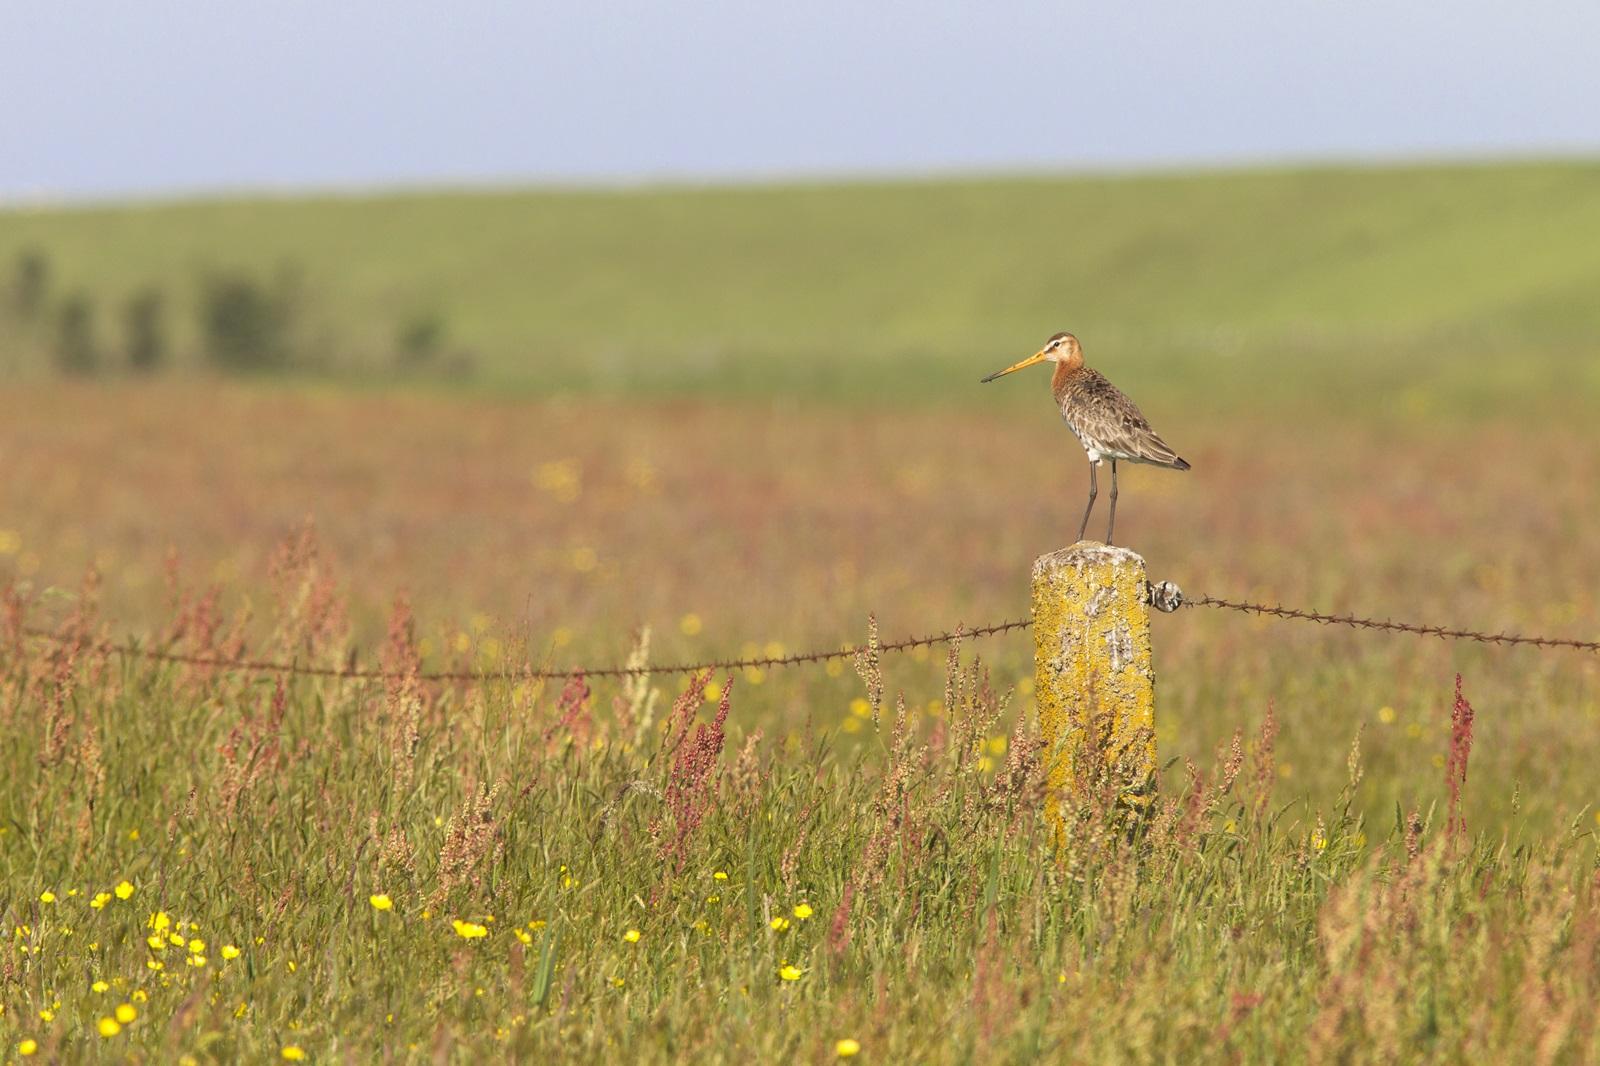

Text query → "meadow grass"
[4,561,1599,1063]
[2,382,1599,1061]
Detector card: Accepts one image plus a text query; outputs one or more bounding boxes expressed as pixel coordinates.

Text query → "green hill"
[3,161,1599,411]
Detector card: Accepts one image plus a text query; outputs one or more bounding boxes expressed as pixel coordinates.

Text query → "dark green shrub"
[198,267,296,372]
[123,286,166,372]
[54,292,98,374]
[12,247,50,319]
[395,311,445,370]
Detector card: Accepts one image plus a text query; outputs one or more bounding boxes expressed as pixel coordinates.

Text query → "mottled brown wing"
[1067,370,1190,469]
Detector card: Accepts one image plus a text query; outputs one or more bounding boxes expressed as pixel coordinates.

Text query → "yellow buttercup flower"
[89,893,111,910]
[769,917,790,932]
[451,920,488,939]
[369,894,393,912]
[778,964,803,981]
[281,1047,307,1061]
[793,903,814,920]
[514,929,532,945]
[91,980,109,993]
[623,929,641,943]
[836,1039,861,1058]
[113,881,135,901]
[115,1003,137,1024]
[149,912,171,931]
[97,1017,122,1037]
[38,891,56,904]
[221,945,241,960]
[187,938,205,954]
[19,1038,39,1057]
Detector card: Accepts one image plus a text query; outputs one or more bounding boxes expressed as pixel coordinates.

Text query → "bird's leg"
[1077,460,1098,543]
[1106,460,1119,545]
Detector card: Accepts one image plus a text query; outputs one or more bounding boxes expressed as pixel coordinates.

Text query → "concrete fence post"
[1031,543,1161,841]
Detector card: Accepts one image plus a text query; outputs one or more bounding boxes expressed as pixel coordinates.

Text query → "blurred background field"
[5,162,1600,410]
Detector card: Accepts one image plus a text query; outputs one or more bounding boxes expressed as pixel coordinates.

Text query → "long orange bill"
[980,349,1048,383]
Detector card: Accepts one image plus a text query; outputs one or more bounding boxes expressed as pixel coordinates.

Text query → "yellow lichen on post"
[1031,543,1157,842]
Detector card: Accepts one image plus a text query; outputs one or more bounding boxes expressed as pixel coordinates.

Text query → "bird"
[982,331,1189,545]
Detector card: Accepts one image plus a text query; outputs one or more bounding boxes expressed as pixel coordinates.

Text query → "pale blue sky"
[3,1,1598,201]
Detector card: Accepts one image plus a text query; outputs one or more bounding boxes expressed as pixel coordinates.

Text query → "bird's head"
[980,331,1082,383]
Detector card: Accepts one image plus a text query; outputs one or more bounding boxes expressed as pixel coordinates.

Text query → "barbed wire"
[10,618,1034,683]
[1184,595,1600,652]
[8,585,1597,685]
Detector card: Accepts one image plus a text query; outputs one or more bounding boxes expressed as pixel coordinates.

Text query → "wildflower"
[98,1017,122,1037]
[611,976,625,988]
[91,980,109,993]
[680,613,703,636]
[451,920,488,940]
[115,1003,137,1024]
[706,895,721,905]
[514,929,533,945]
[221,945,241,960]
[778,964,803,981]
[836,1039,861,1058]
[113,881,134,901]
[39,891,56,904]
[623,929,641,943]
[90,893,111,910]
[187,955,207,968]
[713,871,728,881]
[848,698,871,719]
[1378,705,1397,724]
[19,1038,39,1057]
[770,917,790,932]
[39,1010,54,1022]
[369,894,393,912]
[188,938,206,954]
[147,935,165,950]
[132,990,147,1003]
[528,919,547,931]
[281,1047,307,1061]
[793,903,814,920]
[147,960,164,971]
[169,932,186,946]
[149,912,171,931]
[988,735,1008,755]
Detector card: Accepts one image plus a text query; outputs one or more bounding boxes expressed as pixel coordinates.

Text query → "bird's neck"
[1050,354,1084,396]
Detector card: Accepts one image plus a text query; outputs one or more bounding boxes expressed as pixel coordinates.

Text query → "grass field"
[3,162,1600,1061]
[5,162,1600,409]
